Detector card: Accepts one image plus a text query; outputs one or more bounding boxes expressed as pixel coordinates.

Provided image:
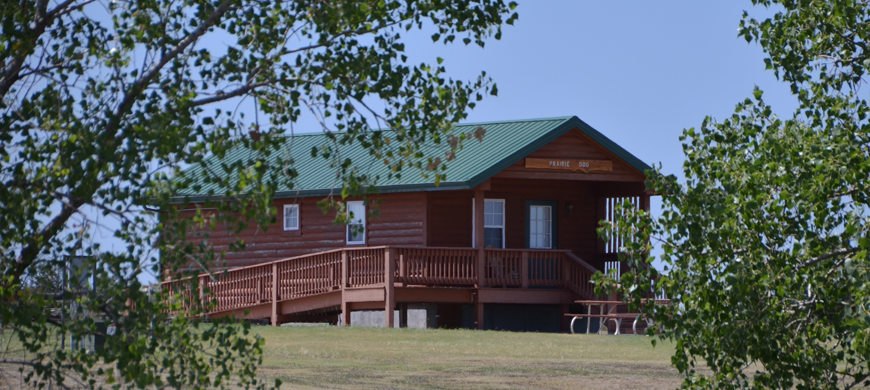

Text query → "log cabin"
[167,116,655,332]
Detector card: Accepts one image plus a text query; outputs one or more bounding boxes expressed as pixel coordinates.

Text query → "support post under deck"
[341,250,350,326]
[271,263,278,326]
[385,248,396,328]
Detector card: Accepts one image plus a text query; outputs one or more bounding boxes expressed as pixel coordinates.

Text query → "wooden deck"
[159,246,598,329]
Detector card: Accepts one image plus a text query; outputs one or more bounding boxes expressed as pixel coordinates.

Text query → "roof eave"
[168,180,475,204]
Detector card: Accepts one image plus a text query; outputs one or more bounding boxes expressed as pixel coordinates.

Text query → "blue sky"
[293,1,797,187]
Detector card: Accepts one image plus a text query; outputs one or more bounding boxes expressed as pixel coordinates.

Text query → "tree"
[598,1,870,388]
[0,0,517,387]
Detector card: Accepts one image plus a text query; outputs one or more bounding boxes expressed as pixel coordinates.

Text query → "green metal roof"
[173,116,652,201]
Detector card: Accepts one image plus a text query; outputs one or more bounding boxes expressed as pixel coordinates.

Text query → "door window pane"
[529,205,552,249]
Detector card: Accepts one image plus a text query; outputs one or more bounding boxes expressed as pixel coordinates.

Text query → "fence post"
[271,263,278,326]
[384,248,396,328]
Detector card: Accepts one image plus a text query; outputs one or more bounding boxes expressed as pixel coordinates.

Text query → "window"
[346,201,366,244]
[529,205,552,249]
[283,204,299,231]
[473,199,505,248]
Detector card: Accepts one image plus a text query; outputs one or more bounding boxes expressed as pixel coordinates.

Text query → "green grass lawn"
[256,326,683,389]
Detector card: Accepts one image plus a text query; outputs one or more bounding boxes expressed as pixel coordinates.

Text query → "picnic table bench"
[567,299,670,335]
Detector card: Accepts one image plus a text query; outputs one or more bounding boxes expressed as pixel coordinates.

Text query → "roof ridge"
[259,116,575,138]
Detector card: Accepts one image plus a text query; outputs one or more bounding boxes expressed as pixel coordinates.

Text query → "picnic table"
[566,299,670,335]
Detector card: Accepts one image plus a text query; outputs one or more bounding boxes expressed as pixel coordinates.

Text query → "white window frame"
[283,204,299,231]
[472,199,505,249]
[346,201,366,245]
[528,205,552,249]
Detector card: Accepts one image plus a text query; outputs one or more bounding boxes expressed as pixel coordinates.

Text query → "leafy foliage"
[597,0,870,388]
[0,0,516,388]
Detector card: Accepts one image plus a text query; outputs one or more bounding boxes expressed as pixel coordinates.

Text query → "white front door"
[529,205,552,249]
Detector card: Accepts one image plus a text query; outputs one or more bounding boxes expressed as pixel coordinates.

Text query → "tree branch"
[798,247,859,269]
[0,0,81,99]
[5,0,236,288]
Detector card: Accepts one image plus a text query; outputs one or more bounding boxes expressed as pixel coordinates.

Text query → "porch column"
[596,197,606,254]
[474,184,487,331]
[641,193,652,273]
[640,194,651,212]
[474,187,486,287]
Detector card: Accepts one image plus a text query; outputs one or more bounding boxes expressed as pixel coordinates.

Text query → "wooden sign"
[524,158,612,173]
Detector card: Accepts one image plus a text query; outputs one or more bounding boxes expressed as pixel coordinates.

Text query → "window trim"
[283,204,300,231]
[472,198,505,249]
[346,201,366,245]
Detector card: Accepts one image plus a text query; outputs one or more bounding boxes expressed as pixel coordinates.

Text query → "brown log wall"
[181,192,426,269]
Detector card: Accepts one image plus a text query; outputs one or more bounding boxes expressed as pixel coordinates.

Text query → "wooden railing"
[157,246,599,316]
[395,247,477,286]
[211,263,273,311]
[277,250,340,299]
[565,252,597,300]
[347,248,385,287]
[484,249,523,287]
[159,276,202,316]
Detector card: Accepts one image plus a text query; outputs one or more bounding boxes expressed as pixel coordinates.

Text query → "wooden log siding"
[157,246,599,319]
[178,192,427,270]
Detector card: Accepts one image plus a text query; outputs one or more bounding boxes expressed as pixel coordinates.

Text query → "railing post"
[597,197,607,254]
[398,252,406,287]
[198,276,205,312]
[271,263,278,326]
[341,251,350,326]
[521,251,529,289]
[384,248,396,328]
[341,250,349,289]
